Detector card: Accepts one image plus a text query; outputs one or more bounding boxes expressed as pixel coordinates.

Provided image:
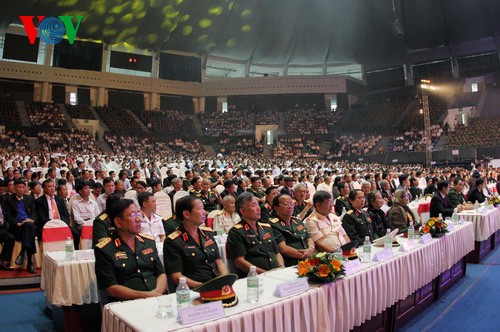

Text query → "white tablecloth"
[457,207,500,241]
[101,222,475,332]
[102,277,328,332]
[41,242,227,306]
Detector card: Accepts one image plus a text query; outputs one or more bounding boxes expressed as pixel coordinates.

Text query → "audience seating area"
[255,109,280,125]
[135,109,194,135]
[96,106,142,135]
[273,136,321,159]
[446,116,500,148]
[285,108,340,135]
[386,124,444,153]
[0,97,21,126]
[0,129,29,151]
[214,136,263,156]
[199,110,253,136]
[105,134,170,158]
[26,102,66,128]
[64,104,96,120]
[38,129,97,154]
[327,134,382,157]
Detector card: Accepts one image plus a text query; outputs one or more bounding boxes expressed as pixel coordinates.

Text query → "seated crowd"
[0,129,29,152]
[135,109,194,135]
[0,97,21,126]
[273,136,321,159]
[284,108,335,135]
[387,124,444,153]
[215,136,263,157]
[64,104,97,120]
[1,148,497,286]
[255,109,280,125]
[26,102,66,128]
[446,116,500,148]
[199,109,253,136]
[327,134,382,157]
[38,129,98,154]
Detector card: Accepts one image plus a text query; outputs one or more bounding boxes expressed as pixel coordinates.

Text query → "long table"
[458,206,500,263]
[101,222,475,332]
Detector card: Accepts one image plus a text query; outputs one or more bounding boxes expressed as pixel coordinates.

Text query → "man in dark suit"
[6,179,38,273]
[467,178,486,204]
[380,180,393,207]
[36,179,80,248]
[409,177,422,200]
[447,177,467,209]
[430,180,463,219]
[0,195,15,270]
[424,177,439,196]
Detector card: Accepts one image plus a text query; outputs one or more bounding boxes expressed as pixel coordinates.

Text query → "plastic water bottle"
[474,201,480,212]
[247,266,259,303]
[176,277,190,309]
[408,222,415,240]
[362,236,371,262]
[341,207,347,216]
[384,229,392,250]
[65,237,74,261]
[333,246,343,260]
[451,212,458,224]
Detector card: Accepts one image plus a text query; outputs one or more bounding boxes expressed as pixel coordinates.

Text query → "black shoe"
[27,264,37,274]
[15,254,24,266]
[0,261,14,271]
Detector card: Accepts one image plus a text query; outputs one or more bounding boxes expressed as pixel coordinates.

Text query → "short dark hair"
[28,181,40,189]
[191,176,201,186]
[399,174,409,183]
[348,189,362,201]
[437,180,449,191]
[75,180,91,192]
[42,179,54,188]
[313,190,332,206]
[366,190,380,209]
[265,185,278,195]
[135,180,147,189]
[272,193,290,207]
[175,196,200,221]
[108,198,135,225]
[106,192,124,212]
[138,192,154,207]
[475,178,484,186]
[223,179,235,188]
[453,177,463,185]
[103,177,114,186]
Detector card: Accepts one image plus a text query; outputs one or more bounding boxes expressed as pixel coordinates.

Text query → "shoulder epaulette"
[95,237,111,249]
[269,218,279,224]
[216,210,224,215]
[168,230,182,240]
[258,222,271,228]
[139,233,155,241]
[233,224,243,229]
[98,213,108,221]
[199,226,213,232]
[347,210,354,214]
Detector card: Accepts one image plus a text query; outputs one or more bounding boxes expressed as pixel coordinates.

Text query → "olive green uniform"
[334,197,351,217]
[191,191,219,212]
[269,216,311,267]
[92,212,115,248]
[94,233,165,302]
[246,187,266,200]
[293,201,312,219]
[341,209,373,246]
[163,225,221,291]
[259,202,274,223]
[227,220,280,277]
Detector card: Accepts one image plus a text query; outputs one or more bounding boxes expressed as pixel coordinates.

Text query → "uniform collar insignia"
[114,238,121,247]
[182,233,189,242]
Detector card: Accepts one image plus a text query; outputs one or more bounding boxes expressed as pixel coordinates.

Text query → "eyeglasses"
[129,211,143,218]
[279,203,294,208]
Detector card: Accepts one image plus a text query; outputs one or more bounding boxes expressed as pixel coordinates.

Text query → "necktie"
[51,197,60,220]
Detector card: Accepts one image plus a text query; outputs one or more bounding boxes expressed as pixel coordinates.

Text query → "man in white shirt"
[317,176,333,194]
[97,177,115,212]
[139,192,165,243]
[72,181,100,232]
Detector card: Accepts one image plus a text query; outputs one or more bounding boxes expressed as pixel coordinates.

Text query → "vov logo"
[19,16,84,45]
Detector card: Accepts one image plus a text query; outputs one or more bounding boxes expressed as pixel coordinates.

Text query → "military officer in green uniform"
[270,194,315,267]
[259,186,279,223]
[164,196,228,291]
[341,190,373,246]
[334,182,351,216]
[92,193,123,248]
[189,176,203,196]
[292,183,313,220]
[227,192,284,277]
[94,198,166,302]
[196,178,222,212]
[246,177,266,203]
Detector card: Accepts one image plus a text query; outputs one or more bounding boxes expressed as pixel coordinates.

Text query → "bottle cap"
[179,277,186,283]
[249,266,256,272]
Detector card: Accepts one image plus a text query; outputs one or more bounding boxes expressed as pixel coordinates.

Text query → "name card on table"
[344,258,362,275]
[419,233,432,244]
[76,250,95,261]
[372,248,393,262]
[178,301,225,325]
[274,278,309,298]
[399,240,416,253]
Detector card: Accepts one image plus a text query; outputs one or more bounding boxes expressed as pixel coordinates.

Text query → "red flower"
[309,258,319,267]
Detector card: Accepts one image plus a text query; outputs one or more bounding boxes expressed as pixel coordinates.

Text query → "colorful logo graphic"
[19,16,84,45]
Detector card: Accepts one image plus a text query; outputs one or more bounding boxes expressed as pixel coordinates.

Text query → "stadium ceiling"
[1,0,500,69]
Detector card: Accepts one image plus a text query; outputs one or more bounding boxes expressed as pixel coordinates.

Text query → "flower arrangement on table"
[297,252,345,283]
[488,196,500,207]
[419,217,448,238]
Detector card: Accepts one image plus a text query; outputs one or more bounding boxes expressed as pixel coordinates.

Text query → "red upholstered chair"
[42,219,72,252]
[79,220,93,250]
[205,210,219,229]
